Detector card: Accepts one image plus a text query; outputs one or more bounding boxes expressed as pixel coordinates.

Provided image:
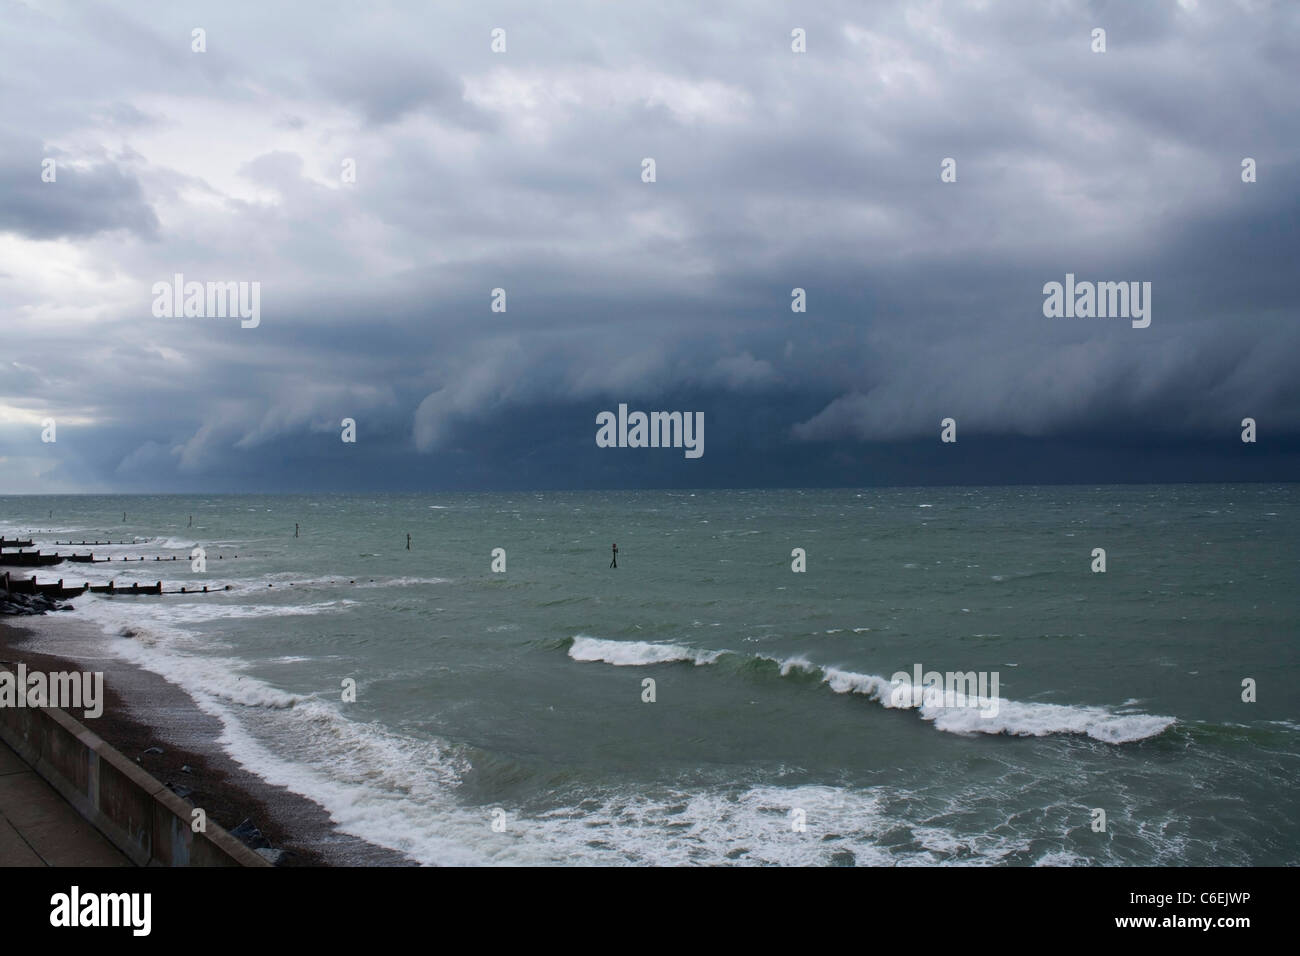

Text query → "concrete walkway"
[0,738,131,866]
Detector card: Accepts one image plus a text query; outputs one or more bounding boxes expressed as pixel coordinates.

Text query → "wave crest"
[568,638,1175,744]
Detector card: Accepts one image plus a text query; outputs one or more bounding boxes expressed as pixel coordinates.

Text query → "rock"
[141,746,164,757]
[230,818,271,850]
[0,591,73,616]
[255,847,288,866]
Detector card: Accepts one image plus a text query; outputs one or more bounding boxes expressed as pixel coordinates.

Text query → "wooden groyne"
[2,572,232,599]
[0,538,34,549]
[87,581,163,596]
[0,550,63,567]
[0,551,200,567]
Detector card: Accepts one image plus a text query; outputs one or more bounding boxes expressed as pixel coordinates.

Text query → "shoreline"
[0,615,418,867]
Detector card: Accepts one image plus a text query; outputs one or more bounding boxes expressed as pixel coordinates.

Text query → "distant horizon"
[3,476,1299,499]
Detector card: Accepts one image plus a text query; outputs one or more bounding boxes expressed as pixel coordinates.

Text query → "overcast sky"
[1,0,1297,493]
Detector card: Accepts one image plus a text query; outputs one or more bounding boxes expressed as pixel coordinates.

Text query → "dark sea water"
[2,485,1296,865]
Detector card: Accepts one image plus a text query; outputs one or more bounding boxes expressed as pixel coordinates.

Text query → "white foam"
[528,782,1027,867]
[774,656,816,676]
[1034,850,1088,866]
[569,636,724,666]
[188,696,1011,866]
[354,576,450,588]
[63,594,541,864]
[74,595,355,628]
[74,603,303,709]
[925,699,1175,743]
[819,665,899,702]
[803,661,1174,742]
[574,640,1175,744]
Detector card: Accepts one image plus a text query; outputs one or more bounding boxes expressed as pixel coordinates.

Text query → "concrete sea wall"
[0,663,268,867]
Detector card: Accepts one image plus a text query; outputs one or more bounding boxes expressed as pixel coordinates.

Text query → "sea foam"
[568,635,726,666]
[568,638,1175,744]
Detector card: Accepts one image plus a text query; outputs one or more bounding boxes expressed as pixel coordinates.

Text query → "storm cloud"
[1,0,1297,492]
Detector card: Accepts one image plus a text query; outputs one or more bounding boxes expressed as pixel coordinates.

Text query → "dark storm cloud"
[0,0,1297,492]
[0,131,159,239]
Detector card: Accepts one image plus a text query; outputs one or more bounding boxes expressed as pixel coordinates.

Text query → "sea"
[1,485,1296,866]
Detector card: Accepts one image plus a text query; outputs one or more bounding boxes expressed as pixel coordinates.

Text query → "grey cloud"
[0,133,159,239]
[0,0,1296,492]
[315,55,491,129]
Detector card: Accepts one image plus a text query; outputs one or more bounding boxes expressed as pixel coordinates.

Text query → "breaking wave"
[565,636,1175,744]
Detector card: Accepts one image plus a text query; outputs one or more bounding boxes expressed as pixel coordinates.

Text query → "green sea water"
[2,484,1296,865]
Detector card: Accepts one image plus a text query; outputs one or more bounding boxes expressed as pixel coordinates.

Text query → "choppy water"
[2,485,1297,865]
